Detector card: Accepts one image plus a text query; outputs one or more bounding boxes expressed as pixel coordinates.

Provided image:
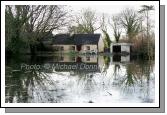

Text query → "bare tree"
[120,8,141,42]
[26,5,69,54]
[100,14,111,49]
[5,5,70,54]
[138,5,155,60]
[70,8,101,34]
[109,15,122,43]
[100,13,108,31]
[5,5,36,53]
[68,24,86,34]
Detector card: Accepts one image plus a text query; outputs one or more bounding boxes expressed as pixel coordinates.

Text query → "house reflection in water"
[110,55,130,64]
[55,55,98,63]
[38,54,131,73]
[5,54,155,103]
[49,55,105,73]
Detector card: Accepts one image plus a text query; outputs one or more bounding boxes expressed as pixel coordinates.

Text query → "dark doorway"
[113,45,121,53]
[77,45,81,51]
[113,55,121,62]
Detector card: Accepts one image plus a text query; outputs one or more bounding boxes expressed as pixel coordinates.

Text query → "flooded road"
[5,54,155,103]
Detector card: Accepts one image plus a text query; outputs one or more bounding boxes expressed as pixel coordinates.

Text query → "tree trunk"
[30,44,36,55]
[146,11,150,60]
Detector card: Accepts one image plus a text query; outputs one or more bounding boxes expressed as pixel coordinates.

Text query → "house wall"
[121,45,130,53]
[98,36,104,52]
[81,56,98,63]
[57,55,76,62]
[110,55,130,63]
[121,55,130,62]
[52,45,76,53]
[80,45,97,53]
[52,44,99,53]
[53,55,97,63]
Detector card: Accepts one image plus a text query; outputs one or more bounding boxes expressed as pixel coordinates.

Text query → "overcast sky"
[54,5,155,41]
[71,5,141,15]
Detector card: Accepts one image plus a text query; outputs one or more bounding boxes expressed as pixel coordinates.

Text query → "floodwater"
[5,54,155,103]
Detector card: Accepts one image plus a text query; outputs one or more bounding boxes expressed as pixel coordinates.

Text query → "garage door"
[113,45,121,53]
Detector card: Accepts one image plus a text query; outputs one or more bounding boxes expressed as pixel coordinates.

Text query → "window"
[60,46,64,51]
[86,46,90,50]
[86,56,90,61]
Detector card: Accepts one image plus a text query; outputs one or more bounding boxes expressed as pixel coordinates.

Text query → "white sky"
[71,5,141,15]
[54,5,155,41]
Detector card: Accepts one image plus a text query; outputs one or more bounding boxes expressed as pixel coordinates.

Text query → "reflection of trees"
[113,60,154,101]
[5,56,66,103]
[121,64,137,93]
[102,56,111,75]
[137,60,154,102]
[73,71,97,102]
[76,72,96,91]
[113,64,121,79]
[5,55,30,103]
[6,67,28,103]
[6,55,155,103]
[6,67,61,103]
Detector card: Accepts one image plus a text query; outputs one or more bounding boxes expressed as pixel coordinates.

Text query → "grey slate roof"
[52,34,74,44]
[52,34,101,45]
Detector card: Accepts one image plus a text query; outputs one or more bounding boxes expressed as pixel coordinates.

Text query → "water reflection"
[5,54,155,103]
